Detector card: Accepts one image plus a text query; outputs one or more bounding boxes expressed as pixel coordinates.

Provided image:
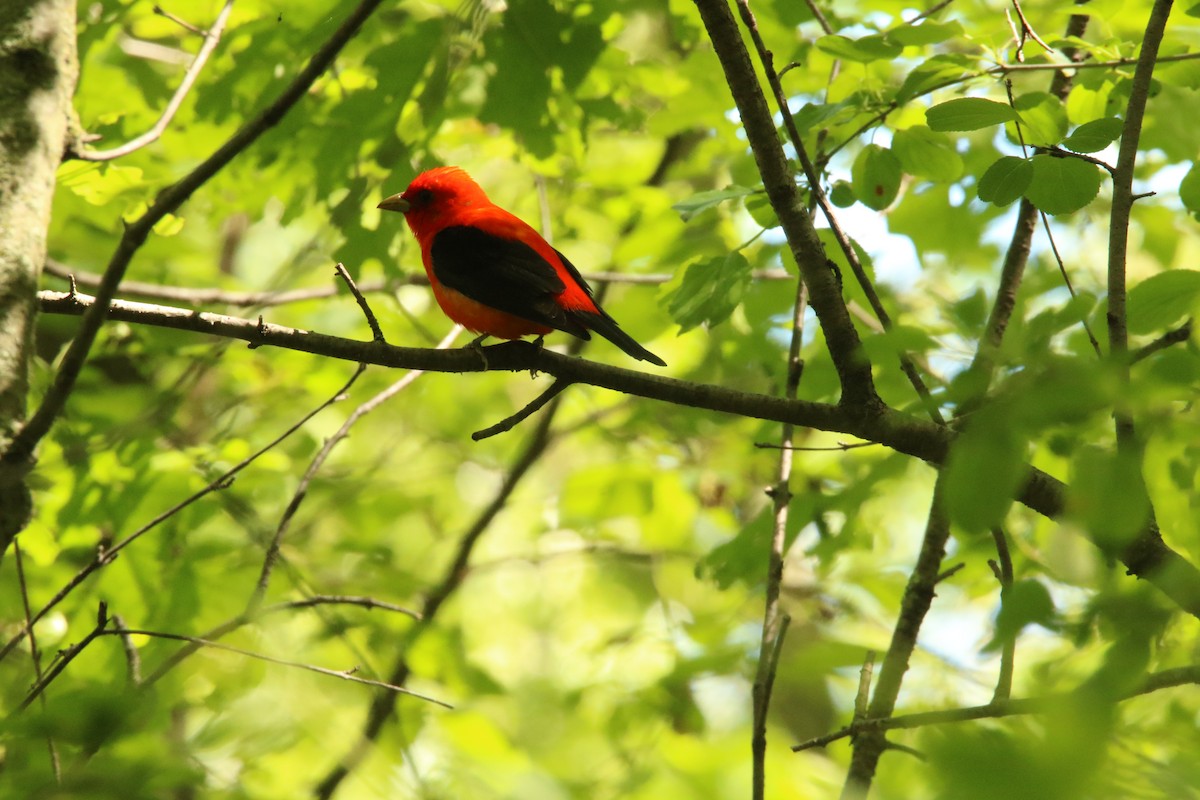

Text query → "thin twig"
[989,527,1015,702]
[1132,320,1193,363]
[841,478,951,798]
[110,613,142,685]
[14,542,61,780]
[17,603,109,712]
[853,651,877,723]
[472,378,572,440]
[795,664,1200,751]
[74,1,234,161]
[153,4,205,36]
[143,593,424,687]
[752,268,809,800]
[1109,0,1174,452]
[754,440,877,452]
[106,628,451,707]
[334,263,385,343]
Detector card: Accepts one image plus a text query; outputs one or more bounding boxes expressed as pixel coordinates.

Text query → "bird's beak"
[377,193,410,213]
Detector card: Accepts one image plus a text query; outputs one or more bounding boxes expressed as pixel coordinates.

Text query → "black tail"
[572,309,666,367]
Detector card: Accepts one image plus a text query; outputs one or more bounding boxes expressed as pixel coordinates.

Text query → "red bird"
[377,167,666,366]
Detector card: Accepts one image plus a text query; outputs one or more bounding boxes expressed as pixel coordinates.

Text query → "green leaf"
[830,180,856,207]
[977,156,1032,206]
[851,144,901,210]
[1180,162,1200,217]
[885,20,965,47]
[1068,446,1151,554]
[1006,92,1068,147]
[1063,117,1123,153]
[943,407,1027,534]
[892,125,964,182]
[665,253,753,332]
[926,97,1019,131]
[815,33,902,63]
[1126,269,1200,334]
[895,55,974,104]
[672,185,759,221]
[985,579,1058,651]
[1024,154,1102,215]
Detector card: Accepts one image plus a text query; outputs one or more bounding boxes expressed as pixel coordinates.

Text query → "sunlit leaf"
[926,97,1019,131]
[851,144,901,210]
[1024,154,1102,214]
[1126,269,1200,334]
[977,156,1032,206]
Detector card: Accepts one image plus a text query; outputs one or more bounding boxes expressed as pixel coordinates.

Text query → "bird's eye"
[412,188,435,208]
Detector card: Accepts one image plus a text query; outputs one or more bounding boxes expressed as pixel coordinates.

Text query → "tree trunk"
[0,0,77,557]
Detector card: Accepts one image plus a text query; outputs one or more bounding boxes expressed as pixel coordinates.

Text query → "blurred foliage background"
[4,0,1200,797]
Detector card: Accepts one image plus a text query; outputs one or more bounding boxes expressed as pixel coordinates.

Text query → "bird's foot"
[528,336,545,378]
[466,334,490,370]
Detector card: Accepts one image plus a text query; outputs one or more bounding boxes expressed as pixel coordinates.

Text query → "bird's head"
[378,166,489,239]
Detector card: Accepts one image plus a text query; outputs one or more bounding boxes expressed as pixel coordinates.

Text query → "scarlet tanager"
[377,167,666,366]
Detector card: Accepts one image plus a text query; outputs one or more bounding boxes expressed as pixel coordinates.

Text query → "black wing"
[429,225,590,338]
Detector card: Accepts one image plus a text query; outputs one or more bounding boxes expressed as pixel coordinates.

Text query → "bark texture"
[0,0,77,555]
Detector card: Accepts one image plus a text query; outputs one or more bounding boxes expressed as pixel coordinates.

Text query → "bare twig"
[752,270,809,800]
[334,263,385,343]
[853,651,877,723]
[1132,320,1193,363]
[959,7,1091,408]
[143,594,423,687]
[1109,0,1174,450]
[841,477,951,798]
[754,440,877,452]
[472,378,572,440]
[106,627,450,707]
[73,1,234,161]
[14,542,60,780]
[1,0,386,472]
[110,613,142,686]
[17,603,109,712]
[153,4,205,36]
[795,664,1200,751]
[989,527,1016,702]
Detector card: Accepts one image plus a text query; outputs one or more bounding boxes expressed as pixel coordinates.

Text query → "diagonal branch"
[735,0,944,424]
[692,0,879,409]
[1,0,387,472]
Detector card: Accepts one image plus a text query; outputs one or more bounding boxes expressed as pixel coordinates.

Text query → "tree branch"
[692,0,879,408]
[795,664,1200,752]
[34,290,1200,619]
[841,476,951,797]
